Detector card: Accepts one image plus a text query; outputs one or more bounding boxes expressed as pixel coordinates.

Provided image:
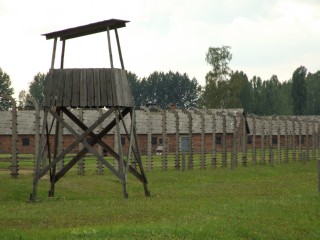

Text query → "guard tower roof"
[43,19,129,40]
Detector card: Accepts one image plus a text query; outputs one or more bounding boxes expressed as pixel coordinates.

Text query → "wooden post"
[97,109,104,175]
[107,27,114,68]
[78,108,85,175]
[114,29,124,69]
[51,38,57,69]
[115,108,127,198]
[57,112,64,171]
[60,40,66,69]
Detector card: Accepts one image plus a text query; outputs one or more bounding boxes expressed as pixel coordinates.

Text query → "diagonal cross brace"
[34,107,115,181]
[61,107,147,184]
[47,108,125,183]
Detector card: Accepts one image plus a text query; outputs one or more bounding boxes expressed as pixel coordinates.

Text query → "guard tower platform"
[30,19,150,201]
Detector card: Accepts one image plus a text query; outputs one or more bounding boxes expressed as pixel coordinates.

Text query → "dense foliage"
[7,44,320,115]
[0,68,14,110]
[128,71,201,108]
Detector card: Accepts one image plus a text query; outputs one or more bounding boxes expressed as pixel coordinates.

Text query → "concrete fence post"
[306,120,310,161]
[242,112,247,167]
[250,114,257,165]
[277,116,281,164]
[291,118,296,162]
[229,112,237,169]
[298,119,302,162]
[26,96,40,173]
[140,106,152,171]
[182,109,193,169]
[2,95,19,177]
[269,117,274,166]
[312,119,316,161]
[168,108,180,170]
[194,109,205,170]
[207,110,217,168]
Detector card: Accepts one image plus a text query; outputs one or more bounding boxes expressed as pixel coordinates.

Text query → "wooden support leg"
[49,108,61,197]
[30,110,49,202]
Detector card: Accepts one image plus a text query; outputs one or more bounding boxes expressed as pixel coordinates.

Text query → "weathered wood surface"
[45,68,133,108]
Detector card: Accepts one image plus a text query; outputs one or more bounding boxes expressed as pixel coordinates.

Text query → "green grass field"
[0,156,319,239]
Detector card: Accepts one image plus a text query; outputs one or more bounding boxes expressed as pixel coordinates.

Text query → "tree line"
[0,46,318,115]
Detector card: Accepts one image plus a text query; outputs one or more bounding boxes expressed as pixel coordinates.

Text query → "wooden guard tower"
[30,19,150,201]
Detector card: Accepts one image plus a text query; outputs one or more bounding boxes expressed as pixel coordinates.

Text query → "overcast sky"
[1,0,320,98]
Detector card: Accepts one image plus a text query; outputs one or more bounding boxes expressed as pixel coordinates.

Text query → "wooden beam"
[51,38,57,69]
[114,28,124,69]
[107,27,114,68]
[60,40,66,69]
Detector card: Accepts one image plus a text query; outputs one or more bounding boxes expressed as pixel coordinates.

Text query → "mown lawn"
[0,160,319,239]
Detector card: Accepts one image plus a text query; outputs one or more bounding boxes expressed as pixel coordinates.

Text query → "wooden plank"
[49,70,58,106]
[71,69,80,107]
[86,68,95,107]
[44,70,53,106]
[120,69,133,107]
[93,69,101,107]
[56,69,65,106]
[118,70,126,106]
[99,69,108,106]
[114,29,124,69]
[110,69,119,106]
[105,69,113,106]
[80,69,87,107]
[50,69,59,105]
[63,69,73,106]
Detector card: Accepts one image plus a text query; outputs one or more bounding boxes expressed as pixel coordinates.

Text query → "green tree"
[228,71,250,108]
[127,71,146,107]
[291,66,307,115]
[306,71,320,115]
[29,72,47,107]
[202,46,232,108]
[0,68,14,110]
[142,71,201,108]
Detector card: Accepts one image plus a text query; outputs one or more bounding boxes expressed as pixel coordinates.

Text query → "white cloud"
[0,0,320,98]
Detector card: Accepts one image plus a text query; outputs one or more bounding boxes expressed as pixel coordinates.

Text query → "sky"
[0,0,320,98]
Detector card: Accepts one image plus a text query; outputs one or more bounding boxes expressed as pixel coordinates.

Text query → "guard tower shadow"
[30,19,150,201]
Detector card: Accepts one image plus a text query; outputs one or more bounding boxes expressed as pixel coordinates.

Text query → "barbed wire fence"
[0,99,319,177]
